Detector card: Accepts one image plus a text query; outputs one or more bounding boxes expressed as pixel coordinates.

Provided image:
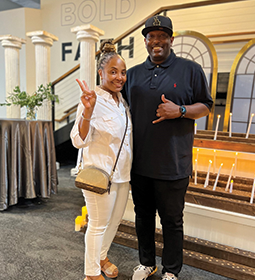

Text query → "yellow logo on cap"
[153,16,161,26]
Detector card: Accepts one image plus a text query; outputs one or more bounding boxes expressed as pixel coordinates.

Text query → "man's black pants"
[131,172,189,276]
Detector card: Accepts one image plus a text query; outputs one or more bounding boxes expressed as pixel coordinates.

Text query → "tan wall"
[0,8,26,117]
[24,8,42,95]
[40,0,255,81]
[0,8,42,118]
[1,0,255,119]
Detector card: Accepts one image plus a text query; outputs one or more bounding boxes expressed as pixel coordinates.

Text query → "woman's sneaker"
[132,264,157,280]
[162,272,178,280]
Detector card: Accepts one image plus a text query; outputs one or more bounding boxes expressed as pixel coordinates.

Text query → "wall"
[0,8,42,118]
[24,8,42,94]
[0,8,25,117]
[164,1,255,72]
[40,0,255,82]
[1,0,255,119]
[41,0,146,81]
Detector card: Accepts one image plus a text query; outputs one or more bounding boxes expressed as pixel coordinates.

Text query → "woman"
[70,40,132,280]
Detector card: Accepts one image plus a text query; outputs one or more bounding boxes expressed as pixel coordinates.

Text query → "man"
[123,15,213,280]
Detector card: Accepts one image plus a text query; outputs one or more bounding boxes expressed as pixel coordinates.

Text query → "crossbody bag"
[75,109,128,194]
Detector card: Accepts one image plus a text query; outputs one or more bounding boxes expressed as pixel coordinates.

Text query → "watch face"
[180,106,186,114]
[180,106,186,118]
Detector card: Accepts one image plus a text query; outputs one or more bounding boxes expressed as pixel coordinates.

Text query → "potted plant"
[0,83,59,120]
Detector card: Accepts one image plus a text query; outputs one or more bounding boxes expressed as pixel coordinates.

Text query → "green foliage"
[0,83,59,110]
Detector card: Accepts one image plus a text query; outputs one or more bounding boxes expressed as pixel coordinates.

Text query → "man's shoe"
[132,264,157,280]
[162,272,178,280]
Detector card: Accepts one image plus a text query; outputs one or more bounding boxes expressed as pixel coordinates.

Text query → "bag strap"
[109,109,128,182]
[78,109,129,194]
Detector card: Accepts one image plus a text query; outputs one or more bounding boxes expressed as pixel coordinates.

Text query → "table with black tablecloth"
[0,119,58,210]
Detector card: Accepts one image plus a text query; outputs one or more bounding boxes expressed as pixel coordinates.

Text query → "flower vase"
[26,106,37,120]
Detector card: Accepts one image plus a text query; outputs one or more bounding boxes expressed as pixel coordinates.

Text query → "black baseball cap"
[142,15,173,37]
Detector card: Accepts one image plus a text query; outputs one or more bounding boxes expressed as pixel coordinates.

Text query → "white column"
[70,25,104,177]
[0,35,26,118]
[26,31,58,120]
[71,25,104,90]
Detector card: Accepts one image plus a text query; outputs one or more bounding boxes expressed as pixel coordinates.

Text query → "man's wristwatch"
[179,105,186,118]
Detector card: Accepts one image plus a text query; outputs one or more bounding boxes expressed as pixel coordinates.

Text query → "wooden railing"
[55,103,78,123]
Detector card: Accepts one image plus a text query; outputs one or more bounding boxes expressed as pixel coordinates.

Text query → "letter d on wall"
[61,3,76,26]
[116,0,135,19]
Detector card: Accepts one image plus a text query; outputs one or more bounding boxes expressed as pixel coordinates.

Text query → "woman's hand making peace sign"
[76,79,97,140]
[76,79,97,117]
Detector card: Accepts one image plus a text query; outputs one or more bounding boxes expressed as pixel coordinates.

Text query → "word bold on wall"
[61,0,136,26]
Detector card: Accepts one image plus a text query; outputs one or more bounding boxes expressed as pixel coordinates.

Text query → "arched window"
[173,31,218,130]
[223,39,255,134]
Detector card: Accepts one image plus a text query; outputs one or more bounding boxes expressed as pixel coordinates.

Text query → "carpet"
[0,166,232,280]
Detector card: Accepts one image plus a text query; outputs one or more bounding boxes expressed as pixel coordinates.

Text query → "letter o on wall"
[78,0,97,23]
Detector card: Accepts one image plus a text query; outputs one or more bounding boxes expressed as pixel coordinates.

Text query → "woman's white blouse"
[70,86,132,183]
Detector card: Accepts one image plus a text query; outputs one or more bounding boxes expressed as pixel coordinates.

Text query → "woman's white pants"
[82,182,130,276]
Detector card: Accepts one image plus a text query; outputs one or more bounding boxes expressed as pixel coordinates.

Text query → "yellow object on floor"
[75,206,88,231]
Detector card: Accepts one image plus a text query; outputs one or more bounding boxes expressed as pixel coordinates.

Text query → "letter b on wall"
[62,3,76,26]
